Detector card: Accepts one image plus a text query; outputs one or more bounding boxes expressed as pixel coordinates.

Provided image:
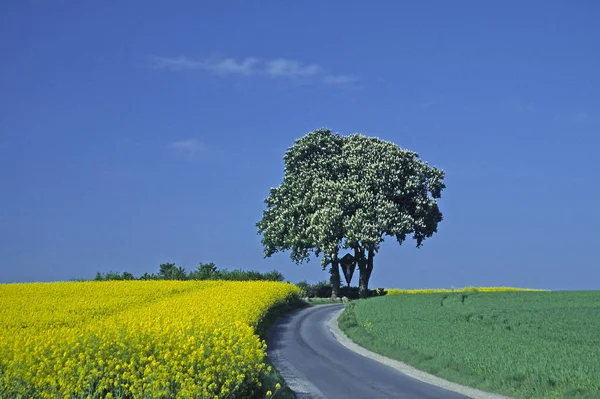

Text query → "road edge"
[266,307,329,399]
[327,308,513,399]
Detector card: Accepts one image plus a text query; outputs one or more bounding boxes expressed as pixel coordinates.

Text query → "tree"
[257,129,346,297]
[158,263,187,280]
[262,269,285,282]
[188,262,217,280]
[139,272,158,280]
[121,271,135,280]
[257,129,445,298]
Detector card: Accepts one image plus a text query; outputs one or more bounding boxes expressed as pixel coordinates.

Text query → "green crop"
[339,291,600,399]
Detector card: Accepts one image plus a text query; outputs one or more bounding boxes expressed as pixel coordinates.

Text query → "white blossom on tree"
[257,129,445,298]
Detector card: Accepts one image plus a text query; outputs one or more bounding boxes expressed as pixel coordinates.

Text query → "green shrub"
[93,263,286,283]
[295,281,386,299]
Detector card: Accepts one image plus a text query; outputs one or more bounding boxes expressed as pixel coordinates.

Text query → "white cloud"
[151,56,203,70]
[322,74,359,85]
[265,58,322,78]
[152,56,259,76]
[152,55,358,86]
[213,57,259,75]
[170,139,203,156]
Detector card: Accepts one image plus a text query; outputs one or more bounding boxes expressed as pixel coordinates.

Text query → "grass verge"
[338,291,600,399]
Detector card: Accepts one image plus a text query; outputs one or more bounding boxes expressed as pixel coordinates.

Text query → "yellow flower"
[385,286,548,295]
[0,280,300,398]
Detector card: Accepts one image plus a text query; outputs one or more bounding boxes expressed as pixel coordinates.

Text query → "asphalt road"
[266,304,470,399]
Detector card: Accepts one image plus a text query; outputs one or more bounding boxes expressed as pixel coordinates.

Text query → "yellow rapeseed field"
[0,280,300,399]
[385,286,548,295]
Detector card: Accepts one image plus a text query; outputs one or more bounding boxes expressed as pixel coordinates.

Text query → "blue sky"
[1,1,598,289]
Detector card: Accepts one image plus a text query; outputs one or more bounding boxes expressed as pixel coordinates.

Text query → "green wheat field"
[339,291,600,399]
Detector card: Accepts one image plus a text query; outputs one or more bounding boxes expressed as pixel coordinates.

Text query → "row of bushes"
[92,264,386,300]
[93,262,285,282]
[295,280,387,299]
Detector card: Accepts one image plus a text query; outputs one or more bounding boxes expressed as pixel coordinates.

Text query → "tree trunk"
[357,247,375,299]
[330,261,341,298]
[358,269,369,299]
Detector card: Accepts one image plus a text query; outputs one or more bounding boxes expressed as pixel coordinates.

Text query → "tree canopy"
[257,128,445,298]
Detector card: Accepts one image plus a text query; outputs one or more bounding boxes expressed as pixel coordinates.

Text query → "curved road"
[266,304,469,399]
